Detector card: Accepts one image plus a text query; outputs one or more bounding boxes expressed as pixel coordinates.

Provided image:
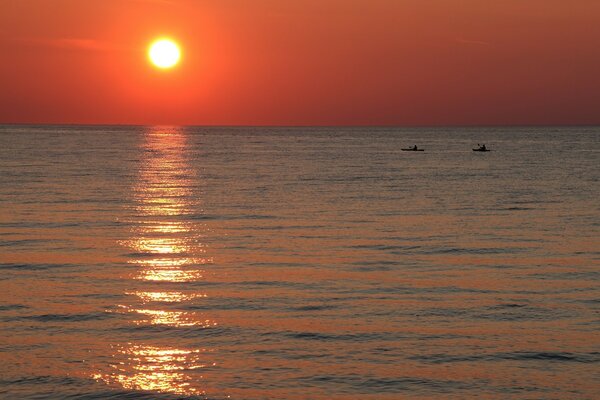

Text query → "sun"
[148,39,181,69]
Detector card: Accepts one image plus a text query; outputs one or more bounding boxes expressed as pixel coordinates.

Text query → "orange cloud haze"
[1,0,599,125]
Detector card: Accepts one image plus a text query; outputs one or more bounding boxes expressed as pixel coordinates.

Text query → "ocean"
[0,125,598,399]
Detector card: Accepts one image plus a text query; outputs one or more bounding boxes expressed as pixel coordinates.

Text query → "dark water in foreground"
[0,125,598,399]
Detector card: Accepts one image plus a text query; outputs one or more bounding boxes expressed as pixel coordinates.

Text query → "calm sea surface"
[0,126,598,399]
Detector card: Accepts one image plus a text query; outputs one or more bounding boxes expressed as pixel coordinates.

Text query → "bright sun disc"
[148,39,181,69]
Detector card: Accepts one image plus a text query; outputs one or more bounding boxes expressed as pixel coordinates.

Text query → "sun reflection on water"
[142,220,191,234]
[114,305,216,327]
[134,309,216,327]
[128,291,206,303]
[130,237,189,254]
[93,345,214,396]
[135,265,205,282]
[96,127,216,397]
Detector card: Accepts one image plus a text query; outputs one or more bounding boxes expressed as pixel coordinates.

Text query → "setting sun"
[148,39,181,69]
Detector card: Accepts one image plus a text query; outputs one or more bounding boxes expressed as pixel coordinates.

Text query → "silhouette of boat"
[472,148,491,152]
[401,148,424,151]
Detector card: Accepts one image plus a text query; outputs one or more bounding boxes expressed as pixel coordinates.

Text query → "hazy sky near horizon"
[1,0,599,126]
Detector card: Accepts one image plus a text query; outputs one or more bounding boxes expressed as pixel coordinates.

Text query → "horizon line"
[2,122,600,129]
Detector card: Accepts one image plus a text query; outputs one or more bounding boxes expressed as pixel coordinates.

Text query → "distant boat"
[473,144,490,152]
[401,146,424,151]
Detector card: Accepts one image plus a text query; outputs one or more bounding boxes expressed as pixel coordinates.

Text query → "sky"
[1,0,599,126]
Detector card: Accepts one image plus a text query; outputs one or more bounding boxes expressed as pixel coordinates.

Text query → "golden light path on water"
[94,127,216,396]
[94,345,214,396]
[129,291,206,303]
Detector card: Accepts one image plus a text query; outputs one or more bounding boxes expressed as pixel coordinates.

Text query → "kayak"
[401,148,424,151]
[472,148,490,152]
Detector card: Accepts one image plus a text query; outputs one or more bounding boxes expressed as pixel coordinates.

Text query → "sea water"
[0,125,598,399]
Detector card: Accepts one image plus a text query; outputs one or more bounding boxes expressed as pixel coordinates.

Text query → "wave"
[0,375,213,400]
[0,263,79,270]
[412,351,600,364]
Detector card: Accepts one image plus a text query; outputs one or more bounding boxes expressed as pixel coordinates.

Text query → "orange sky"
[1,0,599,126]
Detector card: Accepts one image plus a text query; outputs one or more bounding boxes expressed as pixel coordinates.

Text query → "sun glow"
[148,39,181,69]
